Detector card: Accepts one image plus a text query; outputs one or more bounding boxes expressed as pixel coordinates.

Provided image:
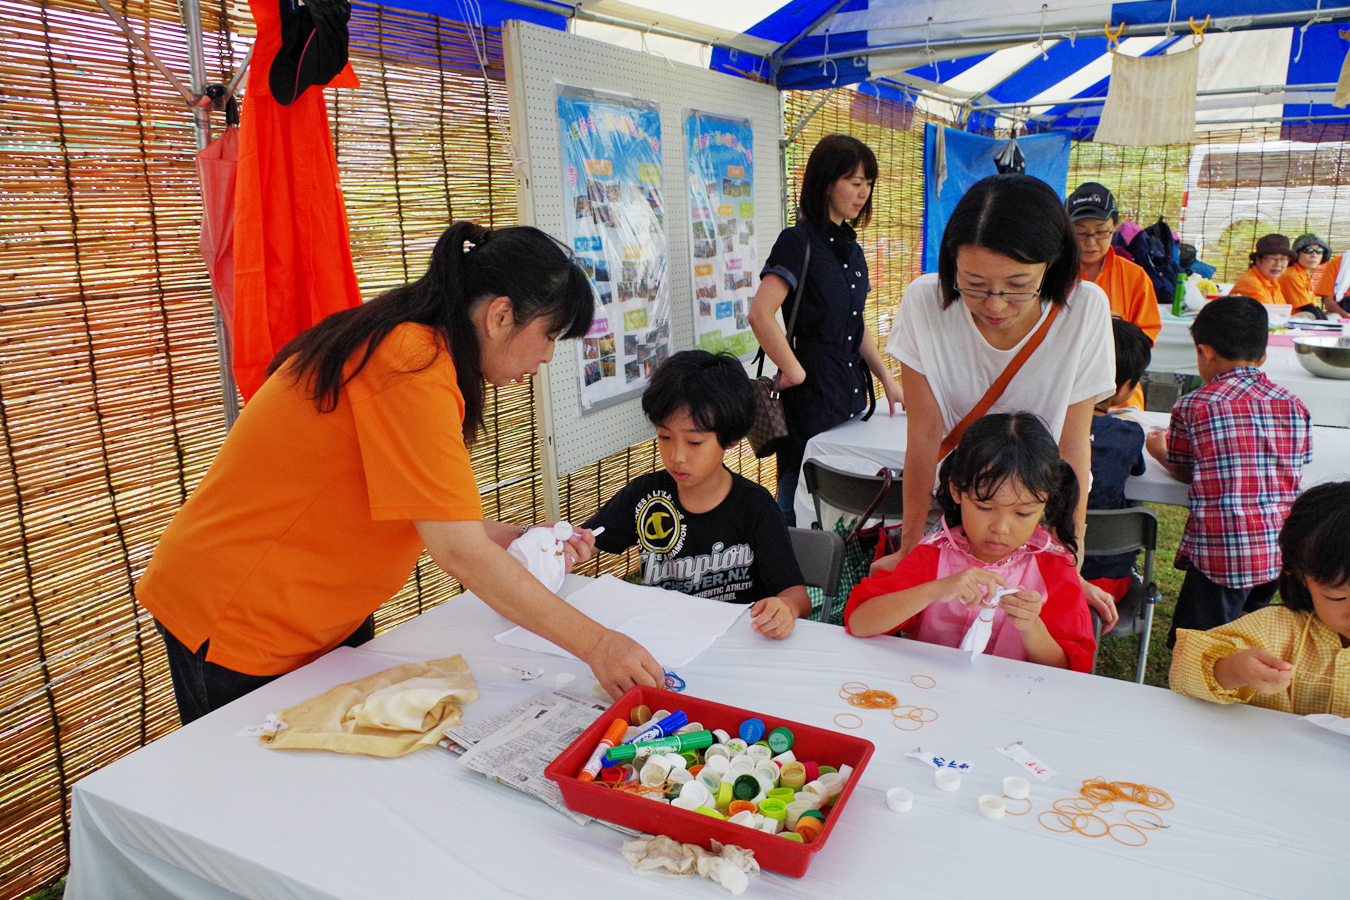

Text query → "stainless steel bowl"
[1292,335,1350,380]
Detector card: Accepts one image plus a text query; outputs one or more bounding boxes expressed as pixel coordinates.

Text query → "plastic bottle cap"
[799,808,826,823]
[727,799,758,816]
[802,761,820,783]
[739,717,766,744]
[886,788,914,812]
[1002,776,1030,800]
[758,798,788,821]
[978,794,1007,819]
[724,738,749,755]
[695,807,727,820]
[629,705,652,727]
[552,521,574,540]
[780,832,804,843]
[767,727,795,754]
[767,787,796,803]
[716,781,734,809]
[779,761,807,788]
[733,773,761,801]
[935,770,961,792]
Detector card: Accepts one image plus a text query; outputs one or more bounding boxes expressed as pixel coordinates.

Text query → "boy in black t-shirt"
[581,351,810,638]
[1083,319,1152,610]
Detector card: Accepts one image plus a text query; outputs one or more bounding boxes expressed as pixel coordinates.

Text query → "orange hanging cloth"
[232,0,362,400]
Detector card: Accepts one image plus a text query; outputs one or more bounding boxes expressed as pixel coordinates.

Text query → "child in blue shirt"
[1082,319,1151,606]
[581,351,810,638]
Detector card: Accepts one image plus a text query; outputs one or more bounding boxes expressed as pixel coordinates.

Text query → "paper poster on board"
[685,111,756,357]
[556,85,669,411]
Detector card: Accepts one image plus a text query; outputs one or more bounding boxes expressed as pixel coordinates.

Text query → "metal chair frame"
[1084,507,1162,683]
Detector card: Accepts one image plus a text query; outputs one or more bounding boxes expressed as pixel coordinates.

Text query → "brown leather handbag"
[747,242,810,458]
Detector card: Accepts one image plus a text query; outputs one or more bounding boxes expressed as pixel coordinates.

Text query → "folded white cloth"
[620,835,759,895]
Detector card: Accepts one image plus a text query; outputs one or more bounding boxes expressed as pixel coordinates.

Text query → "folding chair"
[787,527,845,624]
[1083,507,1162,683]
[801,459,905,530]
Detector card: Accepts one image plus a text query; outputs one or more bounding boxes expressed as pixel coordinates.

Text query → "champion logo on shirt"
[636,491,684,555]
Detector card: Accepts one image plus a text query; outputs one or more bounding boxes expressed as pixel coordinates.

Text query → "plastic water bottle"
[1172,273,1187,317]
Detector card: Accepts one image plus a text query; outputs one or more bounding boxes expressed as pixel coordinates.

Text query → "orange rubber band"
[1108,822,1148,847]
[1123,809,1166,830]
[1038,810,1077,833]
[891,717,926,731]
[848,689,899,709]
[833,712,863,729]
[1001,796,1032,816]
[839,681,870,699]
[910,674,936,689]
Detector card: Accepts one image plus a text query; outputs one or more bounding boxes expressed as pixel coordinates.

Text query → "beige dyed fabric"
[261,656,479,757]
[1095,46,1198,146]
[1334,30,1350,108]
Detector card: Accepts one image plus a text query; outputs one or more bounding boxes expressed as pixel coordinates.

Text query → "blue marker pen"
[622,710,688,746]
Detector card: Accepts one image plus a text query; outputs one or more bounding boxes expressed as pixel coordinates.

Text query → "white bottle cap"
[935,770,961,792]
[1002,776,1030,800]
[552,521,574,540]
[978,794,1007,819]
[678,781,711,807]
[728,810,757,827]
[886,788,914,812]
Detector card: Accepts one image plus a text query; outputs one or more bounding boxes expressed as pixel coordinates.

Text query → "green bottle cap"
[732,773,760,801]
[800,809,826,823]
[767,727,794,754]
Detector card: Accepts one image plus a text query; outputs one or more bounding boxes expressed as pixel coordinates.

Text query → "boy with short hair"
[582,350,811,638]
[1145,296,1312,647]
[1082,320,1152,609]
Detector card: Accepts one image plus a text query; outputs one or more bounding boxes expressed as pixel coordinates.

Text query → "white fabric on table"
[494,574,746,668]
[68,576,1350,900]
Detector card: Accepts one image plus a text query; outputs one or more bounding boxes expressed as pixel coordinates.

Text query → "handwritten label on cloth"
[907,747,972,771]
[995,741,1056,782]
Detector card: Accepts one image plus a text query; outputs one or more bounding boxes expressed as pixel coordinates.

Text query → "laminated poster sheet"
[685,111,757,357]
[556,85,670,411]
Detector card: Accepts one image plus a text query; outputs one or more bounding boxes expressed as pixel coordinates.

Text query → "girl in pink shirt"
[845,413,1096,672]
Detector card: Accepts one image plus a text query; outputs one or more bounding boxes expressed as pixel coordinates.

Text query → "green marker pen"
[603,730,713,765]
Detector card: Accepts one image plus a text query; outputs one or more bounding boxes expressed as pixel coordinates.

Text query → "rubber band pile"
[1037,777,1173,846]
[835,681,940,731]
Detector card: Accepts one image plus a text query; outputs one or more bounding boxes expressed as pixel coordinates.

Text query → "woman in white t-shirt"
[879,174,1119,628]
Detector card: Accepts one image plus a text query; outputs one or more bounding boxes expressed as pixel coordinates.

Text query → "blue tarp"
[921,126,1071,272]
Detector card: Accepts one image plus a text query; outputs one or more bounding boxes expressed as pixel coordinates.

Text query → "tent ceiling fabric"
[406,1,1349,138]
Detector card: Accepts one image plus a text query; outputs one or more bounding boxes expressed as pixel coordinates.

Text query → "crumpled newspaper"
[620,835,759,895]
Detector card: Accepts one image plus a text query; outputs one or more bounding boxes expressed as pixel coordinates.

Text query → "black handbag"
[746,243,809,459]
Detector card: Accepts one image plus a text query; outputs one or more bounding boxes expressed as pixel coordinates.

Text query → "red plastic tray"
[544,685,874,877]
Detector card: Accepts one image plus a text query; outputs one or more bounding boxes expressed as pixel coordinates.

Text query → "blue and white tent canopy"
[449,1,1350,140]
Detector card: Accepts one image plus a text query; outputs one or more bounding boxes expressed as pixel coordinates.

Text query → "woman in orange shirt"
[1230,234,1293,305]
[1280,233,1331,317]
[138,222,664,723]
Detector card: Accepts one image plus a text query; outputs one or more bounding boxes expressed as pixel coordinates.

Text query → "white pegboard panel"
[504,20,781,482]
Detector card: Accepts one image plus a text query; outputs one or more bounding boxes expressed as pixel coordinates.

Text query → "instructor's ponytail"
[269,221,593,444]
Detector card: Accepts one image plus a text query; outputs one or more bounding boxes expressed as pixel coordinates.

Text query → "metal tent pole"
[180,0,240,430]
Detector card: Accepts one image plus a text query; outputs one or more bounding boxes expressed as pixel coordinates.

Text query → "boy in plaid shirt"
[1145,296,1311,648]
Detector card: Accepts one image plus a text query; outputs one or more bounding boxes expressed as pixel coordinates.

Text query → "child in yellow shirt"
[1169,482,1350,716]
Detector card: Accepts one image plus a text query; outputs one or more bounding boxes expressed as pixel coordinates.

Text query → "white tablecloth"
[794,410,1350,524]
[1152,317,1350,428]
[67,576,1350,900]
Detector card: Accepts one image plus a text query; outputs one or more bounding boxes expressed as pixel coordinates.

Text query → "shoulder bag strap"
[937,302,1064,459]
[843,467,892,543]
[755,236,811,376]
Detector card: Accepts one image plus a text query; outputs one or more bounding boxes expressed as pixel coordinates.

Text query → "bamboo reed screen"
[6,0,1350,894]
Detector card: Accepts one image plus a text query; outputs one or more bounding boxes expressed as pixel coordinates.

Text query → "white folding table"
[67,576,1350,900]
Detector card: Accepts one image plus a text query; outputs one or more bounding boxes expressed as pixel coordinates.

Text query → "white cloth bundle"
[620,835,759,895]
[959,587,1020,662]
[507,522,574,594]
[1095,46,1199,147]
